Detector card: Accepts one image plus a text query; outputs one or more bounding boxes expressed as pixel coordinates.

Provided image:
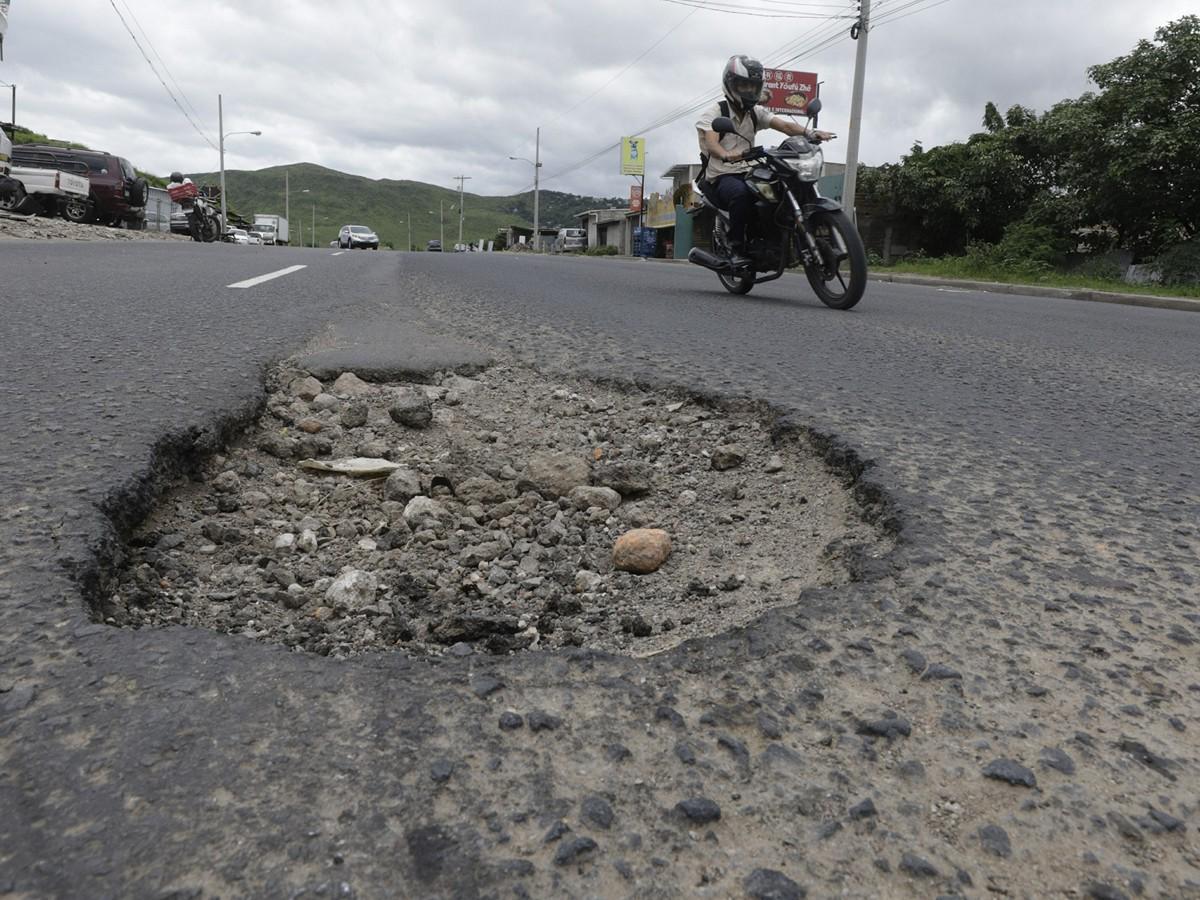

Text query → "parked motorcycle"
[688,99,868,310]
[167,179,221,243]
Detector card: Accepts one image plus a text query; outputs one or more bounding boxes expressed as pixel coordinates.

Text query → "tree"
[983,102,1006,133]
[1051,15,1200,257]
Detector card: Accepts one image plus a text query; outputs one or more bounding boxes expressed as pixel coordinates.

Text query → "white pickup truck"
[0,132,91,220]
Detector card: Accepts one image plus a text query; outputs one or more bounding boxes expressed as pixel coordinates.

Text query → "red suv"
[11,144,149,228]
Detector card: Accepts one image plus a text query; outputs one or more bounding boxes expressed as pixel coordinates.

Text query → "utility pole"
[284,170,289,227]
[218,94,227,233]
[454,175,472,247]
[842,0,871,221]
[533,128,541,251]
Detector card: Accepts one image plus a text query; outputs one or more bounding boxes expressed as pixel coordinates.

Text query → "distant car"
[245,231,263,246]
[225,227,250,245]
[427,239,442,252]
[338,224,379,250]
[170,210,190,235]
[553,227,586,254]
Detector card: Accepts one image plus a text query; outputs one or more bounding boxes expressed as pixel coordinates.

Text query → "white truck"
[0,130,91,219]
[253,213,288,246]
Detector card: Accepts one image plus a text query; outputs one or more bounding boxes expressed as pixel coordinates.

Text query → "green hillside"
[189,162,625,249]
[5,123,626,244]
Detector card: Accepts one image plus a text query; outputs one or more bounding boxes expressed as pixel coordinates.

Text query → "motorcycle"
[688,98,868,310]
[167,180,222,243]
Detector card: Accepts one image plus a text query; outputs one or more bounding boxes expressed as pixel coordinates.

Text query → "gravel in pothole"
[104,363,891,657]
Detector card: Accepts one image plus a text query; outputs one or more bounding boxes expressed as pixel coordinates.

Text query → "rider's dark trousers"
[715,174,754,251]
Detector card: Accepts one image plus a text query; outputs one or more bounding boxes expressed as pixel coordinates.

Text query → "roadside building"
[575,208,630,252]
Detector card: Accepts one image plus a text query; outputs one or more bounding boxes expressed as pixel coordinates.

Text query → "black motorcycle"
[688,99,868,310]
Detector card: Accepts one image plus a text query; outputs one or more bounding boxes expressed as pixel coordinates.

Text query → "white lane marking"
[332,251,345,256]
[227,265,308,289]
[937,288,971,294]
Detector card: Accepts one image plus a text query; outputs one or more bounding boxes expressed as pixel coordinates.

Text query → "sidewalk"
[627,255,1200,314]
[872,271,1200,313]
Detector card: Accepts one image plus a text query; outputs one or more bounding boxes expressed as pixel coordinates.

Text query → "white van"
[553,227,586,254]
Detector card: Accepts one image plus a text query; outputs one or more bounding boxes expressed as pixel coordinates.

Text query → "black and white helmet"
[722,55,765,114]
[170,172,184,183]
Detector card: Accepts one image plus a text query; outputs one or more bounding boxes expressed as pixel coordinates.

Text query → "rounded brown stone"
[612,528,672,574]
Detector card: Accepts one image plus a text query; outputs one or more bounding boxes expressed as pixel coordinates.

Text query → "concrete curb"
[615,255,1200,313]
[871,272,1200,313]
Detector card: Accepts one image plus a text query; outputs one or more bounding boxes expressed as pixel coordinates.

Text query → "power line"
[540,0,953,189]
[549,6,702,124]
[106,0,217,151]
[659,0,857,17]
[540,3,858,185]
[117,0,209,130]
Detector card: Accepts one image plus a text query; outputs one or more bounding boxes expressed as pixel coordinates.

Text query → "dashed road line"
[227,265,308,289]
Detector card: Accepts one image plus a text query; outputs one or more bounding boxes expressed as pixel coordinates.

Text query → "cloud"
[2,0,1194,198]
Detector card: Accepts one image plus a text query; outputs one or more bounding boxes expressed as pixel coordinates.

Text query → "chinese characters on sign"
[620,137,646,176]
[760,69,818,115]
[630,185,643,213]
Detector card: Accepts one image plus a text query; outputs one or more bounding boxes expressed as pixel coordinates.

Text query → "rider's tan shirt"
[695,102,774,178]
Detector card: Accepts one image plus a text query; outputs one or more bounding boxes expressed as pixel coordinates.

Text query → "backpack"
[699,100,759,184]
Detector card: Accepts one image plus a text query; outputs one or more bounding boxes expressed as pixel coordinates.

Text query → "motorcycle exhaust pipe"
[688,247,732,272]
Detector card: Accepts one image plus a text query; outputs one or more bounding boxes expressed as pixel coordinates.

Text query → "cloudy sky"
[1,1,1194,199]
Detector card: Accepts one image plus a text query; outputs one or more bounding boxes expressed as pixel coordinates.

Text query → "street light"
[509,126,542,251]
[218,93,262,234]
[0,80,15,130]
[291,188,309,247]
[428,202,454,249]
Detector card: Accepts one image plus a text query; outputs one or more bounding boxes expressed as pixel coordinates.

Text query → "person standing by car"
[696,55,835,268]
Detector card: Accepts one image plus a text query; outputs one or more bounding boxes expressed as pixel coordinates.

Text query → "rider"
[696,55,835,269]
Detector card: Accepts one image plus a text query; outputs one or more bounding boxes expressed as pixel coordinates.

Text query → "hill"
[188,162,626,249]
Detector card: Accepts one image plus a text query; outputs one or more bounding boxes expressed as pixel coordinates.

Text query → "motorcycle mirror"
[805,98,823,117]
[711,116,736,135]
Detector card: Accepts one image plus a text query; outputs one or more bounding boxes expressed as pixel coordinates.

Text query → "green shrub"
[584,245,619,256]
[1154,239,1200,285]
[1070,255,1123,280]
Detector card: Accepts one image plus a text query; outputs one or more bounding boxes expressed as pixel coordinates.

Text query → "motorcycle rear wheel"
[712,218,754,295]
[200,215,220,243]
[802,209,867,310]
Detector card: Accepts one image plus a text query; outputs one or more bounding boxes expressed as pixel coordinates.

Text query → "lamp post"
[509,127,542,250]
[0,80,14,130]
[218,93,261,233]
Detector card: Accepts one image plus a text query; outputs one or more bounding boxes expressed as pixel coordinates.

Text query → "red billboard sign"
[762,69,818,115]
[630,184,643,213]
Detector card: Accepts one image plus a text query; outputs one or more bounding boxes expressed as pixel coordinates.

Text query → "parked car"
[553,227,586,254]
[11,144,148,228]
[225,227,250,245]
[426,239,442,252]
[170,210,191,235]
[338,224,379,249]
[245,231,263,246]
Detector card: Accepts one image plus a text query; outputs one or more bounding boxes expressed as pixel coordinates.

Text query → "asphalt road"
[1,242,1198,899]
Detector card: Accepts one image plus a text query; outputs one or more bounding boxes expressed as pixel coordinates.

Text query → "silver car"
[338,224,379,250]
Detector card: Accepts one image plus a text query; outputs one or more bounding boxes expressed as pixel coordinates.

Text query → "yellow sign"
[620,137,646,176]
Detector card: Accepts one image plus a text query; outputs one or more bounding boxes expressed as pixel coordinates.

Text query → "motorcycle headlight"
[785,148,824,182]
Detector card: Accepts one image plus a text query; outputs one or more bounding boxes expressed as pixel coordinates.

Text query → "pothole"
[101,363,894,658]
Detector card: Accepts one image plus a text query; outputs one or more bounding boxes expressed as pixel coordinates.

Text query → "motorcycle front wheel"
[802,209,867,310]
